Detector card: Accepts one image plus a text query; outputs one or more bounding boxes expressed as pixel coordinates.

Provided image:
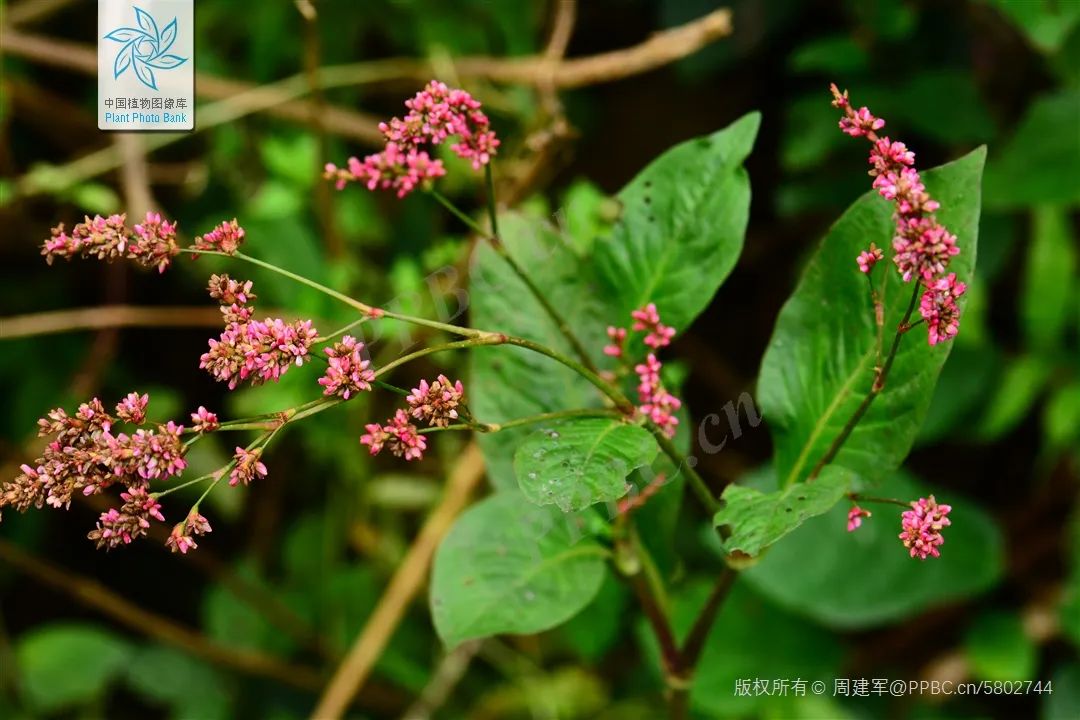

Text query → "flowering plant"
[3,82,987,717]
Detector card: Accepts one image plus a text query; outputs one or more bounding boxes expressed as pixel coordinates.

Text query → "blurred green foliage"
[1,0,1078,718]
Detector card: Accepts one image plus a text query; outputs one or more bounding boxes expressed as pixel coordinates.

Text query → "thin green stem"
[315,315,369,343]
[152,472,216,499]
[429,191,489,237]
[807,283,921,481]
[500,335,632,413]
[489,407,622,432]
[649,427,719,515]
[848,493,910,508]
[374,337,504,378]
[374,380,409,396]
[484,164,500,239]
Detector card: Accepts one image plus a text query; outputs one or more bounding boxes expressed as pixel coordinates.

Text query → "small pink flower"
[362,410,427,461]
[847,505,871,532]
[327,143,447,198]
[229,447,267,487]
[130,211,180,273]
[115,392,149,425]
[165,510,212,554]
[919,272,966,346]
[857,243,884,274]
[603,326,627,357]
[360,423,389,455]
[899,495,952,559]
[406,375,464,427]
[318,336,375,399]
[207,274,256,306]
[194,219,246,256]
[634,353,681,437]
[201,315,318,390]
[87,485,164,550]
[166,524,198,554]
[630,303,676,349]
[190,407,220,433]
[126,421,187,480]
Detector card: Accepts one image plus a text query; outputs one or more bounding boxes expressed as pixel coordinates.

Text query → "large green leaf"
[594,112,759,332]
[514,418,658,511]
[468,213,607,488]
[1022,206,1078,352]
[983,90,1080,209]
[430,493,608,648]
[759,148,986,487]
[712,466,852,560]
[16,624,133,712]
[742,472,1004,628]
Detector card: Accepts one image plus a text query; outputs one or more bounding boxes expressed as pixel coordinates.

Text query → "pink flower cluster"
[831,85,966,346]
[190,406,220,433]
[166,510,213,554]
[199,276,318,389]
[635,354,682,438]
[406,374,465,428]
[899,495,952,560]
[325,80,499,198]
[631,303,676,349]
[88,485,166,550]
[193,219,246,256]
[0,394,200,550]
[362,409,427,461]
[318,336,375,399]
[229,447,268,487]
[604,304,683,437]
[42,212,180,273]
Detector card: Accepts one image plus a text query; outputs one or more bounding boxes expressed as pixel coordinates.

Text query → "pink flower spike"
[899,495,952,559]
[857,243,884,274]
[190,406,220,433]
[318,336,375,399]
[193,219,246,256]
[847,505,871,532]
[919,272,966,346]
[406,375,465,427]
[115,392,149,425]
[229,447,267,487]
[360,423,389,456]
[166,523,198,554]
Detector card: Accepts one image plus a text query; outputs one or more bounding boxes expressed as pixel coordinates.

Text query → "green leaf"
[788,35,869,74]
[125,645,231,720]
[556,571,629,662]
[742,472,1003,627]
[759,148,986,487]
[1045,382,1080,451]
[15,624,133,712]
[469,213,607,487]
[966,612,1037,682]
[594,112,759,332]
[987,0,1080,54]
[712,466,852,560]
[976,355,1051,440]
[513,418,658,511]
[430,493,608,648]
[984,90,1080,210]
[1023,206,1078,352]
[1046,663,1080,720]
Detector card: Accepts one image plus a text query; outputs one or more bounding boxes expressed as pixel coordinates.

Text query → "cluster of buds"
[0,395,221,551]
[605,304,683,438]
[899,495,952,560]
[229,447,268,487]
[41,212,180,273]
[831,84,966,346]
[199,276,318,389]
[193,218,246,256]
[360,374,466,461]
[165,510,212,554]
[325,80,500,198]
[318,335,376,399]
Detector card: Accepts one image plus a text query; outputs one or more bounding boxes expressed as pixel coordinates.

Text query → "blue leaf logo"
[103,6,188,92]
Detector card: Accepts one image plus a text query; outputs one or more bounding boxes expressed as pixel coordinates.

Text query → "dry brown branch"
[310,441,487,719]
[1,305,223,339]
[0,29,384,144]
